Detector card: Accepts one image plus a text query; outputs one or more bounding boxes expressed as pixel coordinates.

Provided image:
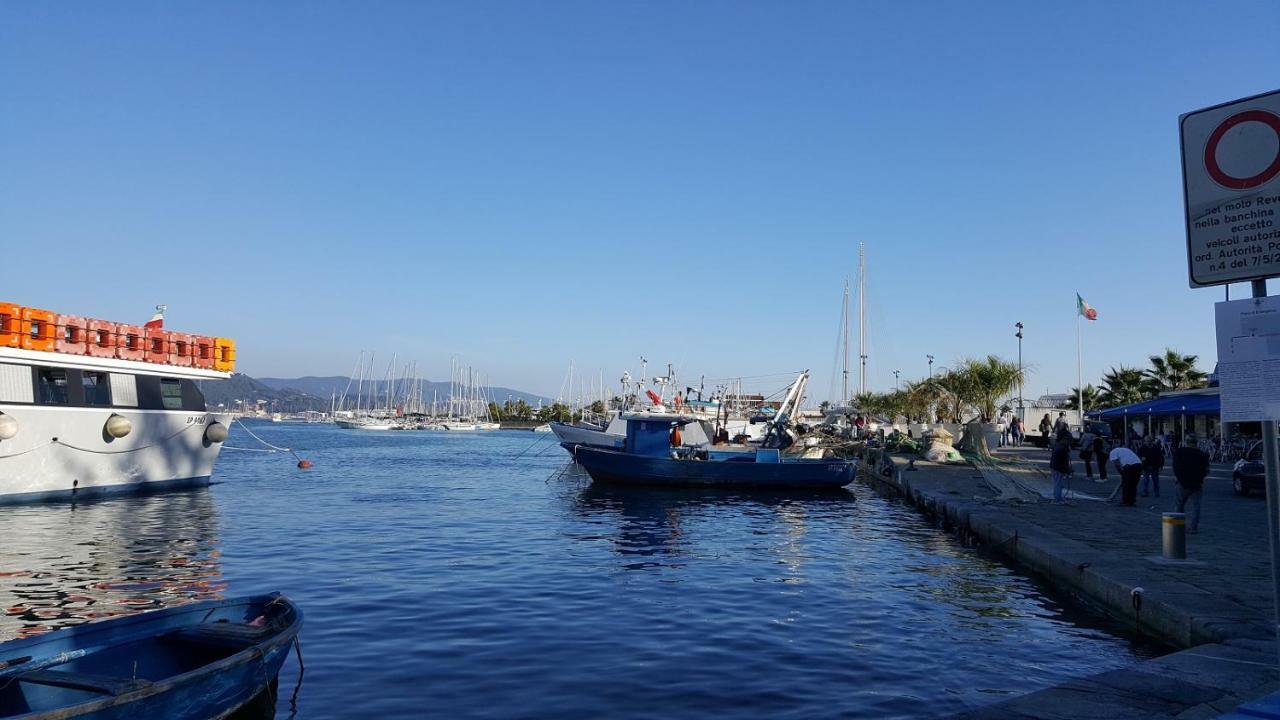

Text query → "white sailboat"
[441,359,502,430]
[825,243,867,427]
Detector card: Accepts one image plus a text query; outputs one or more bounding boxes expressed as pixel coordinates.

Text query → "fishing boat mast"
[842,278,850,405]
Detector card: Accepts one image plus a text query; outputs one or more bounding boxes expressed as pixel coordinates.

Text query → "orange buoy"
[297,459,313,469]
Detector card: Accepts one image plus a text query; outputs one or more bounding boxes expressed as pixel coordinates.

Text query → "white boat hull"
[0,405,231,504]
[335,418,397,430]
[549,422,624,449]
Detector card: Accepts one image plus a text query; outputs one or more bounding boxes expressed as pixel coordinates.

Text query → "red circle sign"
[1204,109,1280,190]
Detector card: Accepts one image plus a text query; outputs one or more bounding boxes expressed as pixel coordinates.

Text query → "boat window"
[159,378,184,410]
[82,371,112,406]
[37,368,70,405]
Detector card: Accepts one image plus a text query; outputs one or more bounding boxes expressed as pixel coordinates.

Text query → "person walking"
[1172,433,1210,533]
[998,411,1011,448]
[1039,414,1052,447]
[1079,427,1097,479]
[1140,437,1165,498]
[1053,411,1070,437]
[1011,416,1023,446]
[1092,433,1109,481]
[1109,444,1144,506]
[1049,430,1072,503]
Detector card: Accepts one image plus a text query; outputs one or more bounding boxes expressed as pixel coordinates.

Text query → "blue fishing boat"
[570,371,856,489]
[574,444,855,488]
[0,593,301,719]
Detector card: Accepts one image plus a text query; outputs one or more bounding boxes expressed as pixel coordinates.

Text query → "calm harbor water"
[0,425,1151,718]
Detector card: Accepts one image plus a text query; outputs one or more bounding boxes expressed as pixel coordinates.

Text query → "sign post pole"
[1254,278,1280,669]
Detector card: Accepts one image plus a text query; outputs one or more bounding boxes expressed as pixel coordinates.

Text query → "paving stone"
[864,451,1280,719]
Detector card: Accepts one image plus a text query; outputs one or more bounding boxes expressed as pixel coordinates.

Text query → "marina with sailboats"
[330,353,503,431]
[0,235,1260,719]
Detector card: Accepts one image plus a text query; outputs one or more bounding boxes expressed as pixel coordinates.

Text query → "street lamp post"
[1015,323,1025,417]
[927,355,934,381]
[893,370,900,391]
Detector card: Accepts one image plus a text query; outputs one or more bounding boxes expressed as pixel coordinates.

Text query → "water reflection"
[568,484,855,570]
[0,489,223,640]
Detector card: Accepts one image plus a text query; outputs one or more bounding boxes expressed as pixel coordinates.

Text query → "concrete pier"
[858,447,1280,718]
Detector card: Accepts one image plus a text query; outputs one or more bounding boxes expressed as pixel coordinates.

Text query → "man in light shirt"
[1109,445,1144,506]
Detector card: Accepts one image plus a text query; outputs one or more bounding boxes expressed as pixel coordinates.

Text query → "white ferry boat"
[0,303,236,504]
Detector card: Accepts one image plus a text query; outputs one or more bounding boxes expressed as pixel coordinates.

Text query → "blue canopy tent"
[1087,394,1219,419]
[1087,394,1220,444]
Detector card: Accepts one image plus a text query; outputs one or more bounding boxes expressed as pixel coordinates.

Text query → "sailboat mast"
[842,278,850,404]
[858,242,866,396]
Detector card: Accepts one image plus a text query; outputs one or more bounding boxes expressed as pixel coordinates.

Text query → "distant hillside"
[195,374,330,413]
[256,376,552,408]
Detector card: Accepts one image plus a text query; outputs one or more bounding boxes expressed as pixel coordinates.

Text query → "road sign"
[1181,89,1280,288]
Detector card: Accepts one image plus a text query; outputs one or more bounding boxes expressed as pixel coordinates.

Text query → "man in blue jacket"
[1049,430,1072,503]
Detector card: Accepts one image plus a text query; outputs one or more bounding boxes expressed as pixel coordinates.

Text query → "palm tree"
[934,370,975,423]
[902,379,942,423]
[1064,384,1100,411]
[853,391,881,415]
[957,355,1025,421]
[1145,349,1208,394]
[1098,366,1147,408]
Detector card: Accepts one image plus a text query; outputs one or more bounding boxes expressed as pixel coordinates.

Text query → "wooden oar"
[0,650,88,678]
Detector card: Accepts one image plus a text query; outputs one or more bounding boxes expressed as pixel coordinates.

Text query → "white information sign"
[1215,295,1280,422]
[1182,90,1280,287]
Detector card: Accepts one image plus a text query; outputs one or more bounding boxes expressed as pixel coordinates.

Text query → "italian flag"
[144,304,166,330]
[1077,293,1097,321]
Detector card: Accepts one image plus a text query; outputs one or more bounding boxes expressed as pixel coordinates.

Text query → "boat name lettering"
[185,415,208,425]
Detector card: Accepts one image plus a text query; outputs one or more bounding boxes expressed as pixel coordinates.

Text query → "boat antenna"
[858,242,867,396]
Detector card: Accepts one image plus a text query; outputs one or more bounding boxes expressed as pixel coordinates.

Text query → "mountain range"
[197,374,552,413]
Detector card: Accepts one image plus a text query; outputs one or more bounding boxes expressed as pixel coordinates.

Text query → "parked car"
[1233,441,1266,496]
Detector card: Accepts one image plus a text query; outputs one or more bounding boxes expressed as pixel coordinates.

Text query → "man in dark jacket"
[1092,434,1109,480]
[1172,433,1210,533]
[1140,438,1165,498]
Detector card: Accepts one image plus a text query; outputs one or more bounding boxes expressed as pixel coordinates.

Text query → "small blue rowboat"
[571,417,856,489]
[0,593,302,719]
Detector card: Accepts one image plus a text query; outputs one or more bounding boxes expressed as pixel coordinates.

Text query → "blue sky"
[3,2,1277,399]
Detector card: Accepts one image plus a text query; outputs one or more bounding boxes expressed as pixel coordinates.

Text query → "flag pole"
[1077,301,1084,424]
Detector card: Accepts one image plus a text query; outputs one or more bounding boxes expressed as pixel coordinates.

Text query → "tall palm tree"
[1064,384,1100,411]
[957,355,1025,421]
[1098,366,1148,408]
[1145,349,1208,394]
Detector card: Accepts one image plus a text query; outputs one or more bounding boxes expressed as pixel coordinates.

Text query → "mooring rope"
[232,418,311,467]
[513,431,556,459]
